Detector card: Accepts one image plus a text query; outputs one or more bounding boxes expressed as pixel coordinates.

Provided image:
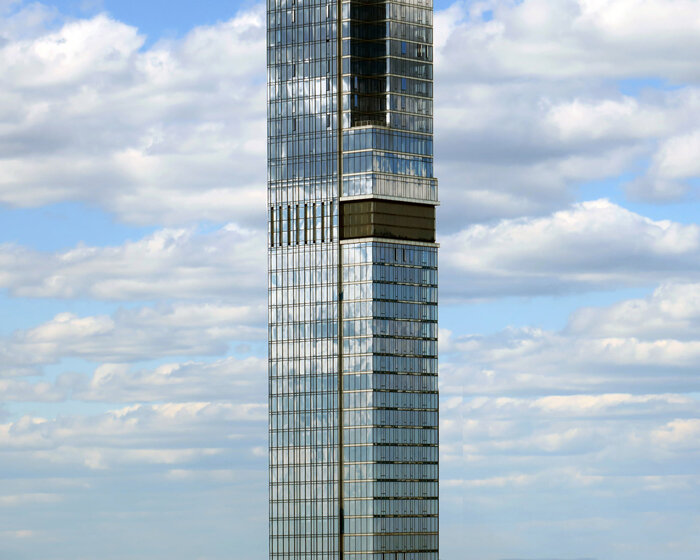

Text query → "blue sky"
[1,0,699,559]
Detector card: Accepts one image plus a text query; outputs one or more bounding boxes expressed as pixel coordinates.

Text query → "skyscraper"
[267,0,438,556]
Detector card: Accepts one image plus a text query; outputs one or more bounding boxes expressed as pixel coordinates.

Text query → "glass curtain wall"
[268,0,341,558]
[341,241,438,559]
[267,0,438,556]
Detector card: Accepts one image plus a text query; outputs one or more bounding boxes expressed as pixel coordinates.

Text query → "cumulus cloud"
[0,378,67,402]
[0,223,266,301]
[567,282,700,339]
[439,0,700,83]
[0,4,266,226]
[0,401,266,469]
[441,200,700,300]
[74,356,267,403]
[627,128,700,200]
[544,95,691,144]
[0,399,268,560]
[0,302,265,375]
[434,1,700,224]
[438,278,700,557]
[0,398,269,559]
[440,391,699,479]
[436,280,700,560]
[440,282,700,396]
[0,354,268,403]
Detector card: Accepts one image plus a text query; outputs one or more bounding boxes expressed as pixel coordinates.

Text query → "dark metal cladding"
[340,199,436,242]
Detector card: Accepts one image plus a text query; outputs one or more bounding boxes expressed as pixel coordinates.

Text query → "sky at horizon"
[0,0,699,559]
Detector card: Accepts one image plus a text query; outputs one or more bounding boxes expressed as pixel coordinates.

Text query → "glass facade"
[267,0,438,556]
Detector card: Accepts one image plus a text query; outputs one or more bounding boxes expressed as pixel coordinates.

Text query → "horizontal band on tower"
[340,199,435,243]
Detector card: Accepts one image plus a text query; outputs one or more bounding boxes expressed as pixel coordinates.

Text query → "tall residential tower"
[267,0,438,557]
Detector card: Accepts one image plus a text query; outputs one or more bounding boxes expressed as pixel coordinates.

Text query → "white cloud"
[0,223,266,301]
[435,80,700,221]
[1,14,142,86]
[0,6,266,226]
[567,282,700,339]
[545,96,673,142]
[438,397,700,524]
[0,493,61,506]
[628,128,700,200]
[440,282,700,397]
[0,401,265,457]
[0,403,267,558]
[434,1,700,222]
[75,356,267,403]
[441,200,700,299]
[439,0,700,82]
[438,307,700,560]
[654,129,700,179]
[651,418,700,449]
[437,375,700,560]
[442,325,700,395]
[0,378,66,402]
[0,398,268,558]
[463,393,697,417]
[0,354,268,403]
[0,302,265,375]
